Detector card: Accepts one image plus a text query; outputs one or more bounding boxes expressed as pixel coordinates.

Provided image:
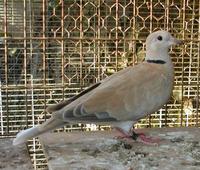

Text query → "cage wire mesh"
[0,0,200,169]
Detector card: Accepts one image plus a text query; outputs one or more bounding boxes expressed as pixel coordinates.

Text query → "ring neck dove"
[13,30,182,145]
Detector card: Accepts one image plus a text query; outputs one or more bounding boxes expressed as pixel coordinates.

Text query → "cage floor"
[0,138,33,170]
[39,127,200,170]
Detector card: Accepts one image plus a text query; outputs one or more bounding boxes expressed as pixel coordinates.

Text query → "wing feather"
[79,63,170,121]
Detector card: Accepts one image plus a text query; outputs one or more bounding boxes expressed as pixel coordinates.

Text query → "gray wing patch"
[63,103,116,122]
[95,112,111,119]
[73,104,111,119]
[66,115,117,123]
[47,82,101,112]
[73,104,88,117]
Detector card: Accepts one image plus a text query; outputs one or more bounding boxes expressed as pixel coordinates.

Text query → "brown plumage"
[13,31,182,145]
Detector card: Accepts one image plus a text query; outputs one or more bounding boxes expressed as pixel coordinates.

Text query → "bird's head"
[145,30,182,62]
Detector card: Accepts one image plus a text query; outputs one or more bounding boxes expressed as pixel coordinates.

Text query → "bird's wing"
[64,62,170,122]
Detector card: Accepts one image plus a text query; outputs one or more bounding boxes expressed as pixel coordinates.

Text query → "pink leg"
[114,128,160,145]
[135,132,160,145]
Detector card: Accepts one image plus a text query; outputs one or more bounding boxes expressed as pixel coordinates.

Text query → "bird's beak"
[170,37,184,45]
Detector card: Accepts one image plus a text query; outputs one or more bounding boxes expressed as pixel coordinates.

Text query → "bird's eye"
[157,35,162,41]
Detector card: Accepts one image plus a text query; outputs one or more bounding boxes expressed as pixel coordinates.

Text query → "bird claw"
[135,133,160,145]
[114,128,160,145]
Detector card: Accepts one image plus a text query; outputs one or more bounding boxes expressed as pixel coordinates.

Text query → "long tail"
[13,115,65,145]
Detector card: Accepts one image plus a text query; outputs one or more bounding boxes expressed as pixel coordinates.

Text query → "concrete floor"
[0,138,33,170]
[39,127,200,170]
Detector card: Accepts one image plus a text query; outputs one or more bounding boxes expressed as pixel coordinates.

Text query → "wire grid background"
[0,0,200,169]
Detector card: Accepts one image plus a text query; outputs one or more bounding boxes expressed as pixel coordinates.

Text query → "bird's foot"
[114,128,160,145]
[132,132,160,145]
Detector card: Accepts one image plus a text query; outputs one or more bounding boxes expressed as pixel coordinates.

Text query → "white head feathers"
[145,30,182,62]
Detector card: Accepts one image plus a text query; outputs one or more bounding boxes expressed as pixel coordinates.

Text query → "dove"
[13,30,182,145]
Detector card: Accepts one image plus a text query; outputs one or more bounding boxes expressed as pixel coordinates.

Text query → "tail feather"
[13,126,39,145]
[13,116,66,145]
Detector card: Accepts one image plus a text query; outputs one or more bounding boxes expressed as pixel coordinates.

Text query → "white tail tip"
[13,127,39,146]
